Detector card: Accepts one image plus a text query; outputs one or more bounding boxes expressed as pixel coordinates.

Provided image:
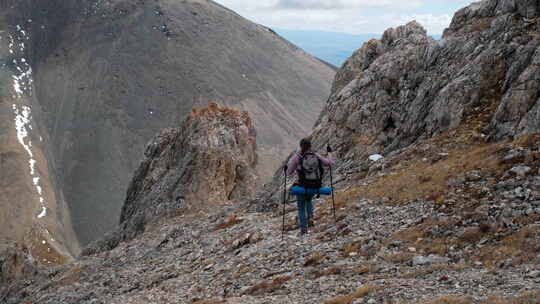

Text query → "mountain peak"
[83,103,258,255]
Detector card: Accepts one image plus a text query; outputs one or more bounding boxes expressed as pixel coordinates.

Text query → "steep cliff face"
[313,0,540,171]
[255,0,540,209]
[315,0,539,173]
[0,0,334,248]
[83,103,258,253]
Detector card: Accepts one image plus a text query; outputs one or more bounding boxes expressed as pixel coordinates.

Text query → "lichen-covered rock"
[84,103,258,254]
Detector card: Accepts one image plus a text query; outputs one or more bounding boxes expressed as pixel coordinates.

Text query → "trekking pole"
[305,202,309,235]
[282,165,287,240]
[327,143,337,222]
[329,165,336,222]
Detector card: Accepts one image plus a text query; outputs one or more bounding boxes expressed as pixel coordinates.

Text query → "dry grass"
[389,217,470,256]
[512,133,540,150]
[324,285,376,304]
[402,290,540,304]
[25,228,70,266]
[481,291,540,304]
[341,242,360,257]
[213,214,243,231]
[192,299,226,304]
[303,251,327,267]
[52,266,82,287]
[476,224,540,266]
[393,219,540,268]
[422,296,473,304]
[350,143,502,204]
[393,226,428,243]
[329,138,506,209]
[458,227,483,244]
[423,242,451,256]
[231,266,255,279]
[355,264,376,275]
[383,252,415,264]
[329,128,540,212]
[309,266,343,279]
[241,275,292,296]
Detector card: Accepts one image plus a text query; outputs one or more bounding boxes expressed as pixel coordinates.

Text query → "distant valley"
[276,29,442,67]
[275,29,378,67]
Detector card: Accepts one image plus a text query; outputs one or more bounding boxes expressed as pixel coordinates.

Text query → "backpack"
[298,152,324,189]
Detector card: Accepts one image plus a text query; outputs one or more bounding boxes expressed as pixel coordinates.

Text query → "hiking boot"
[299,228,307,236]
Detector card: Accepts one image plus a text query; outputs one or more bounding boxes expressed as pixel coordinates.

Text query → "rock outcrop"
[0,0,334,248]
[317,0,540,165]
[255,0,540,209]
[84,103,258,253]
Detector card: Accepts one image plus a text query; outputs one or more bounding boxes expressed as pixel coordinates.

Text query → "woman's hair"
[300,138,311,155]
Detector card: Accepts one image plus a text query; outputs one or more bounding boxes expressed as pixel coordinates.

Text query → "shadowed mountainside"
[0,0,335,251]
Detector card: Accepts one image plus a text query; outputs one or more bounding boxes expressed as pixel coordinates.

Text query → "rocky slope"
[0,0,335,250]
[2,0,540,303]
[2,134,540,303]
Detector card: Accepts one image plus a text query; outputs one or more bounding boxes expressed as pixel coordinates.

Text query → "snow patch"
[13,105,33,157]
[8,25,47,220]
[8,35,14,54]
[12,105,48,219]
[37,207,47,218]
[12,76,23,95]
[8,26,33,98]
[29,158,36,175]
[369,154,384,162]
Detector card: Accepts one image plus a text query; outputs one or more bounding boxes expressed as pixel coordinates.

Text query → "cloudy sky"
[214,0,479,34]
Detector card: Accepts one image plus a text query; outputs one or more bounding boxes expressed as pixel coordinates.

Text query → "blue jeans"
[296,194,314,232]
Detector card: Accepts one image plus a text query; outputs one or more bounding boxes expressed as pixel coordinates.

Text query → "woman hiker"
[286,138,335,235]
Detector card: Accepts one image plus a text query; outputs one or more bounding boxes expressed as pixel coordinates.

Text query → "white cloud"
[275,0,423,9]
[395,13,454,34]
[215,0,477,34]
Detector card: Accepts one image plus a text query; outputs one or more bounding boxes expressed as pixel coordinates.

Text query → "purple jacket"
[286,151,335,177]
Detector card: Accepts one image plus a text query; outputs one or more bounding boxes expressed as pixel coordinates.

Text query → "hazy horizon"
[214,0,479,35]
